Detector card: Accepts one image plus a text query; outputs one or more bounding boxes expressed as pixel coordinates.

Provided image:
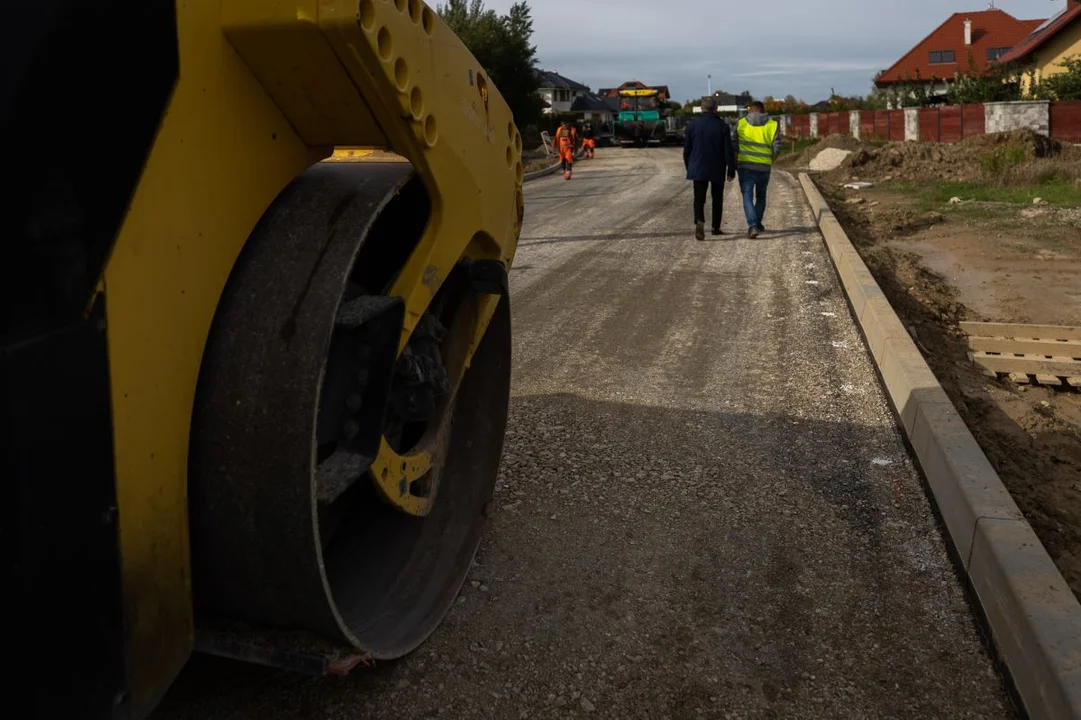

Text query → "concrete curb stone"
[799,172,1081,719]
[523,162,562,183]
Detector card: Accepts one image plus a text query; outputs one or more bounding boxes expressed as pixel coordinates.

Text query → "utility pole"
[707,74,712,97]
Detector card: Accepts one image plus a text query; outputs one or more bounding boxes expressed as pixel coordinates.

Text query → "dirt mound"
[784,134,863,167]
[957,128,1060,158]
[810,148,853,172]
[814,133,864,153]
[825,130,1068,184]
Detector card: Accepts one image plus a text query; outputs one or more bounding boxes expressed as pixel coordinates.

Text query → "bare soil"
[523,157,556,174]
[778,133,864,169]
[819,177,1081,597]
[821,129,1080,185]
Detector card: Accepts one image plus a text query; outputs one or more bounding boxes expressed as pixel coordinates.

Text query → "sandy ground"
[153,148,1011,719]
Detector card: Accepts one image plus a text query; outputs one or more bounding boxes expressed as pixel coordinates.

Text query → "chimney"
[964,18,973,46]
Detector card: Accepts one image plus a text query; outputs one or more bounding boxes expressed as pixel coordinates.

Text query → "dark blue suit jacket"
[683,113,735,182]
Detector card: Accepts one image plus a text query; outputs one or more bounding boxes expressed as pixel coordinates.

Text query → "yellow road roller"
[4,1,523,717]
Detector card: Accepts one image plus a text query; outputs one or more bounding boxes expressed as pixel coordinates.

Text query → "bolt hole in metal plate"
[189,160,510,661]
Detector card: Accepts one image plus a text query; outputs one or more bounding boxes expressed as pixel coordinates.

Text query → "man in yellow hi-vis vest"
[734,101,782,238]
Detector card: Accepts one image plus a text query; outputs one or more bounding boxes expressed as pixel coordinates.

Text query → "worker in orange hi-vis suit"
[556,120,577,180]
[581,121,596,159]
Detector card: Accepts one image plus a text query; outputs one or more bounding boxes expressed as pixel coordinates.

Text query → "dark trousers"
[693,179,724,230]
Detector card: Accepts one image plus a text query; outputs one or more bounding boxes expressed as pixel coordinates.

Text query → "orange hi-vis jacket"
[556,126,576,149]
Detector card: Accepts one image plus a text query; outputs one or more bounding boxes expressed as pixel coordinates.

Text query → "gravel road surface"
[155,148,1012,719]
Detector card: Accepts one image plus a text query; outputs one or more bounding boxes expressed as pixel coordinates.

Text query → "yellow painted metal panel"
[316,0,522,349]
[103,3,320,715]
[224,0,524,347]
[105,0,523,710]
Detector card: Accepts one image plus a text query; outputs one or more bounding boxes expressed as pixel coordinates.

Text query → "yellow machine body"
[98,1,523,715]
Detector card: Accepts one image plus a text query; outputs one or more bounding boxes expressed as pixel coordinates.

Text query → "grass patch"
[884,178,1081,209]
[776,138,816,160]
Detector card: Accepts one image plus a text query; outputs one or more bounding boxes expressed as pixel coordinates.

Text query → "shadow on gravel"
[152,393,1012,719]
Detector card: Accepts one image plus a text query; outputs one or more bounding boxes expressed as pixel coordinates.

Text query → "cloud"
[731,61,888,79]
[479,0,1062,101]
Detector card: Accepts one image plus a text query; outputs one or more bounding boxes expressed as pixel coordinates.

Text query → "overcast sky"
[482,0,1066,102]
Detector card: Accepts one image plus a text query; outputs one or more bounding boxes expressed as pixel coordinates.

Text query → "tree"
[779,95,805,114]
[762,96,785,114]
[827,87,865,112]
[437,1,542,125]
[1029,55,1081,101]
[946,51,1023,105]
[676,101,698,116]
[882,70,931,108]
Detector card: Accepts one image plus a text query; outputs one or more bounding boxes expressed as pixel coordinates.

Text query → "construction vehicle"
[615,88,667,146]
[5,1,522,718]
[664,115,689,146]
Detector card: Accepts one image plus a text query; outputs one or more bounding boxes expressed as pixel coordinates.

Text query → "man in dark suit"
[683,96,736,240]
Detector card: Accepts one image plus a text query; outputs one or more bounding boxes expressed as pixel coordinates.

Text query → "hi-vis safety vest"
[736,118,779,168]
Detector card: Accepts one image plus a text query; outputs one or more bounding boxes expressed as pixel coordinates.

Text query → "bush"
[979,144,1081,186]
[1026,56,1081,101]
[980,145,1027,174]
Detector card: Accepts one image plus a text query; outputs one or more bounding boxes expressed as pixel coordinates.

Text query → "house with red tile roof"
[998,1,1081,95]
[875,8,1045,101]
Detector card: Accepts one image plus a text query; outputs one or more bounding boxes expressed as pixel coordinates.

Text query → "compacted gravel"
[155,148,1013,719]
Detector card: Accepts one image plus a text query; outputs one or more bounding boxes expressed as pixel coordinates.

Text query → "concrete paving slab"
[911,400,1022,563]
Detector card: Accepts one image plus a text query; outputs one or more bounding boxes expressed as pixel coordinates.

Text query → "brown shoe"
[695,222,705,241]
[748,227,760,239]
